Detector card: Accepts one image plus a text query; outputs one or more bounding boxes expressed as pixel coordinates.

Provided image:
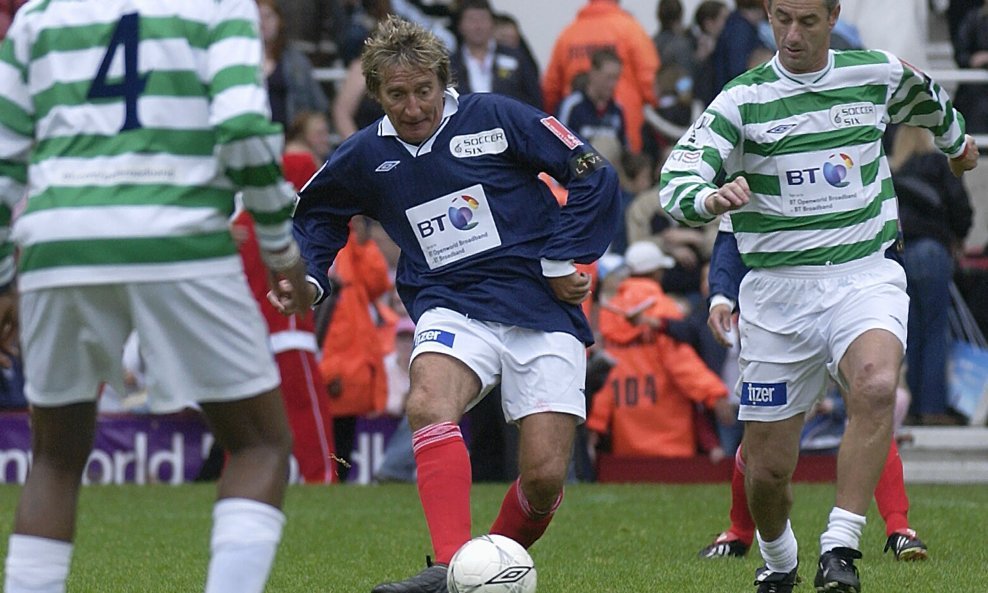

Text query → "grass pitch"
[0,482,985,592]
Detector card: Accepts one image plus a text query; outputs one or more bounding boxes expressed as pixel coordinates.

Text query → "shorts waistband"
[755,251,887,279]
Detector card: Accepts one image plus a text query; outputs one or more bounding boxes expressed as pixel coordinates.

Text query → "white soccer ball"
[446,534,537,593]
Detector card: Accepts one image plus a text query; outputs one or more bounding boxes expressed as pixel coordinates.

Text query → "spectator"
[493,12,540,79]
[952,0,988,133]
[282,111,332,190]
[375,316,418,483]
[654,0,696,74]
[691,0,729,108]
[701,0,767,105]
[257,0,330,128]
[233,210,337,484]
[451,0,542,108]
[543,0,660,153]
[889,126,974,425]
[317,218,392,482]
[587,241,732,459]
[278,0,346,66]
[557,48,628,149]
[0,2,308,592]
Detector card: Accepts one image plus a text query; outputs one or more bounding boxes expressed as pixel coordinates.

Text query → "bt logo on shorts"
[447,195,479,230]
[741,382,787,406]
[784,153,854,188]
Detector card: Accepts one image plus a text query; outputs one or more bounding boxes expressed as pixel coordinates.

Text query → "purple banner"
[0,411,213,485]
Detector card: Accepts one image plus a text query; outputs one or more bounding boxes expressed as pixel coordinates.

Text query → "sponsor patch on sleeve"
[740,382,788,407]
[568,150,606,179]
[540,116,583,149]
[663,148,705,172]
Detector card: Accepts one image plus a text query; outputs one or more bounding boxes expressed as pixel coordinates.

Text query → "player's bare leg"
[200,388,293,593]
[5,402,97,593]
[491,412,577,547]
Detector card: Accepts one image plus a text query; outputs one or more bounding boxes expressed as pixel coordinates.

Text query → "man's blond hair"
[361,15,451,98]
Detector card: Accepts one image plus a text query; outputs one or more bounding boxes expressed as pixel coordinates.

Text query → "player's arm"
[707,226,748,348]
[887,53,979,175]
[0,21,32,366]
[659,95,746,226]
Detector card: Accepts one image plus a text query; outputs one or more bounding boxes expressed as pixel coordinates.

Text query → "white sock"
[4,534,73,593]
[820,506,866,553]
[756,521,798,574]
[204,498,286,593]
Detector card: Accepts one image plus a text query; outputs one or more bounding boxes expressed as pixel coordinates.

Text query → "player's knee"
[847,367,898,418]
[520,465,566,508]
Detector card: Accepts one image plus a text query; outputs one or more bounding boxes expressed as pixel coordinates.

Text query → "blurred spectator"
[375,316,418,483]
[0,0,26,40]
[257,0,330,128]
[691,0,729,108]
[278,0,346,66]
[654,0,695,74]
[557,48,627,149]
[543,0,660,153]
[952,0,988,133]
[840,0,929,68]
[0,355,25,410]
[317,217,392,481]
[701,0,766,105]
[283,111,332,190]
[451,0,542,108]
[340,0,393,65]
[493,12,540,79]
[610,151,655,255]
[889,126,974,425]
[587,241,731,460]
[233,210,337,483]
[949,0,983,47]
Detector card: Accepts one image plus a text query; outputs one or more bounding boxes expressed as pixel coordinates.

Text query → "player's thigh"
[127,275,279,412]
[742,413,805,479]
[199,387,291,453]
[28,402,99,469]
[19,286,131,406]
[499,328,587,422]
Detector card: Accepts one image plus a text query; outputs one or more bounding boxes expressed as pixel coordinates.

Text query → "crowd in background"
[1,0,986,484]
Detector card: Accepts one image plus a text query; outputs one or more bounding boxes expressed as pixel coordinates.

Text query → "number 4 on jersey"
[87,12,148,131]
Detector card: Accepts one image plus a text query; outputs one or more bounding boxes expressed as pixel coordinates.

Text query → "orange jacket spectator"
[588,276,728,457]
[542,0,659,152]
[318,226,392,418]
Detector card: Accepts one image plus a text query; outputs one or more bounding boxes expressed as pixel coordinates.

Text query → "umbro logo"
[375,160,400,172]
[766,123,797,134]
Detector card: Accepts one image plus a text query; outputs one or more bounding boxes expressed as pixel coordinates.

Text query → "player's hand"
[949,134,979,177]
[713,397,737,428]
[548,270,592,305]
[707,303,735,348]
[0,287,18,368]
[704,176,750,215]
[266,254,315,316]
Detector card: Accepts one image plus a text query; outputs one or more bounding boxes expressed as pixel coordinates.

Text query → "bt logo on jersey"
[741,382,787,407]
[447,195,480,230]
[785,153,854,188]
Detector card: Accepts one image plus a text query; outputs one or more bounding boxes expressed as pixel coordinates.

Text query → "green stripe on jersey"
[18,231,237,273]
[252,203,295,226]
[24,184,234,216]
[0,160,27,184]
[738,85,887,124]
[740,219,899,268]
[30,17,226,60]
[34,72,207,120]
[744,126,883,157]
[833,50,889,68]
[33,129,216,162]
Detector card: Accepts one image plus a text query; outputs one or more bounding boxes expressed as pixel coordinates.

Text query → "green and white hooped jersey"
[0,0,295,292]
[660,49,967,269]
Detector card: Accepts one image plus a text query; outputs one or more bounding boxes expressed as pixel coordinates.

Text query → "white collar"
[379,88,460,157]
[772,50,834,85]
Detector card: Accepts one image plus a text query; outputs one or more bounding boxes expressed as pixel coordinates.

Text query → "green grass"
[1,482,986,592]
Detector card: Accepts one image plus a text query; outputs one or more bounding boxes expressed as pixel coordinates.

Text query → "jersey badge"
[375,160,401,172]
[540,116,583,149]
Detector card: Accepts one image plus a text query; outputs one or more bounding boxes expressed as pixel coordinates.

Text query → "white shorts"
[411,307,587,422]
[736,253,908,422]
[20,274,280,413]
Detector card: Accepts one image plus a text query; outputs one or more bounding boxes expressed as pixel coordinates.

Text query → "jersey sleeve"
[0,14,33,288]
[659,93,743,227]
[208,0,295,253]
[886,52,967,158]
[498,99,622,267]
[708,229,749,306]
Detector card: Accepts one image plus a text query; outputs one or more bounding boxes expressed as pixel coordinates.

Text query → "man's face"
[766,0,839,73]
[459,7,494,48]
[377,67,445,145]
[587,60,621,100]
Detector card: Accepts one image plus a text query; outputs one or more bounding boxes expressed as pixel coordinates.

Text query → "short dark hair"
[457,0,493,15]
[766,0,839,11]
[590,47,621,70]
[658,0,683,30]
[693,0,727,29]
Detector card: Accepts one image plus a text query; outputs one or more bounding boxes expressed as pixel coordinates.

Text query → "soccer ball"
[446,534,537,593]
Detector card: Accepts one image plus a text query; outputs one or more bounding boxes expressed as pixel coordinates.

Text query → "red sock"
[728,445,756,545]
[875,439,910,536]
[490,478,562,549]
[412,422,472,564]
